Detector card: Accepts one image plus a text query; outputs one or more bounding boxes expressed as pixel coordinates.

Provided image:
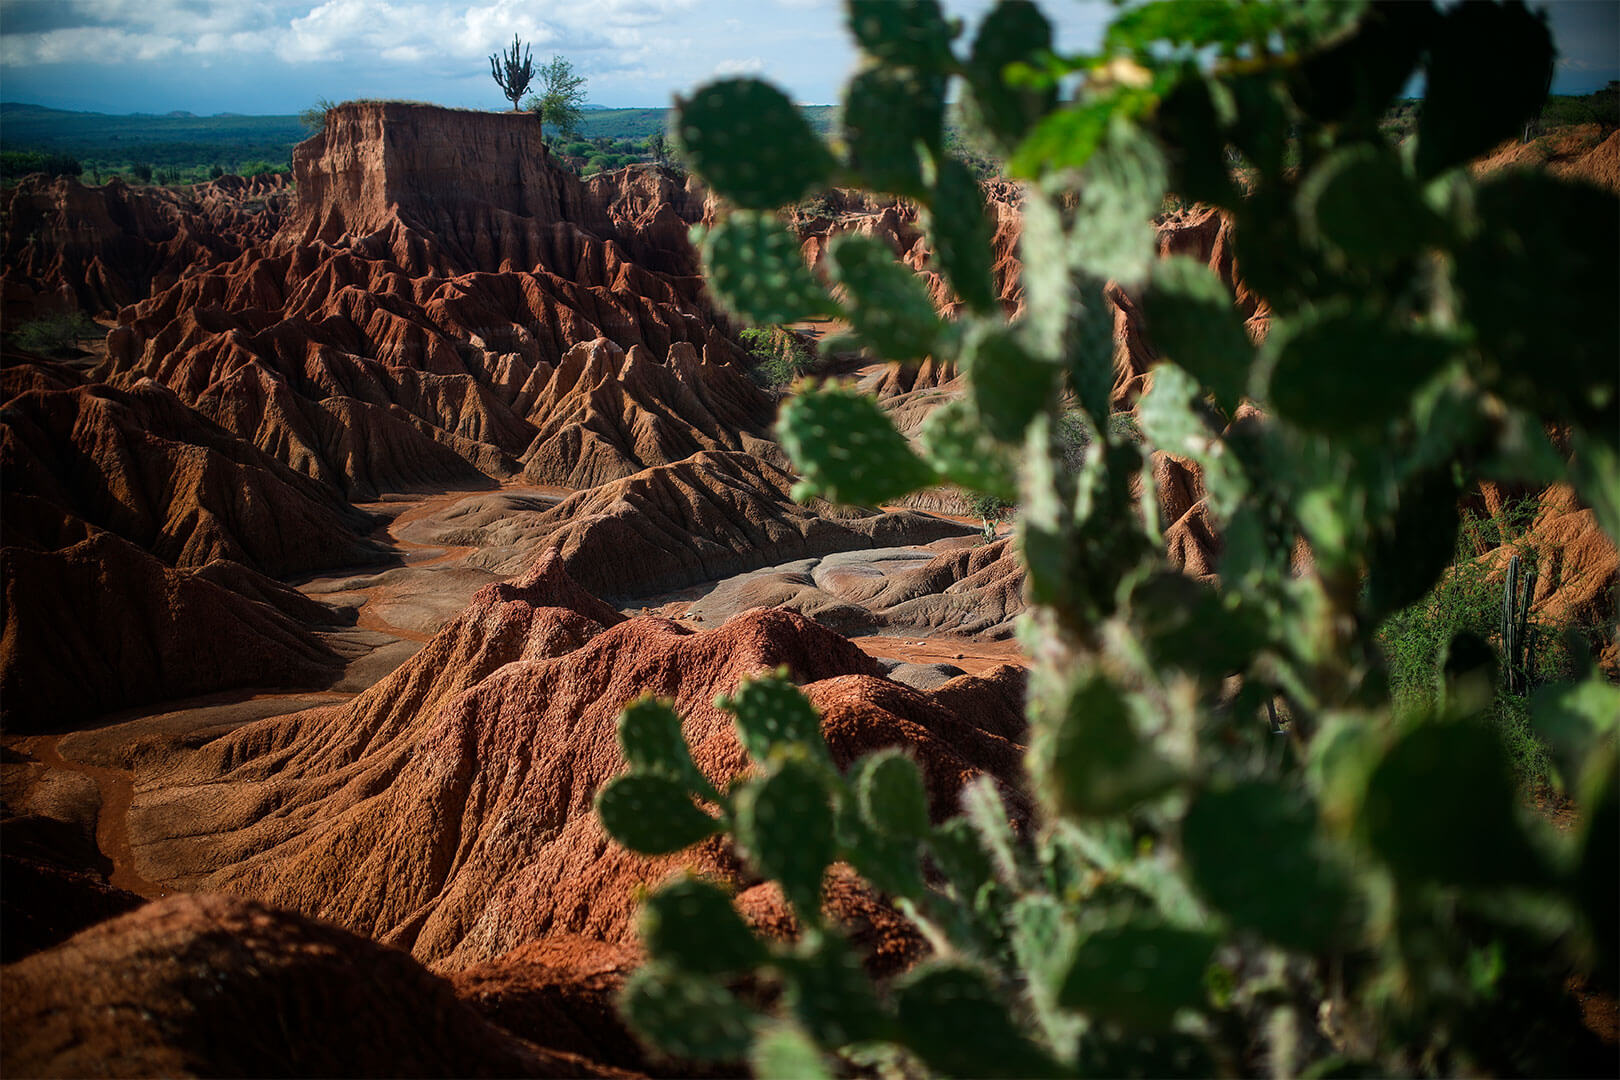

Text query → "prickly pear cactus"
[597,1,1620,1075]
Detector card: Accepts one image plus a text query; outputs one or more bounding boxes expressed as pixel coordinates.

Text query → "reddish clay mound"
[463,449,976,595]
[0,892,629,1079]
[89,104,763,497]
[2,373,384,576]
[1,173,291,322]
[517,337,773,488]
[127,557,1027,971]
[1,531,346,730]
[1475,124,1620,194]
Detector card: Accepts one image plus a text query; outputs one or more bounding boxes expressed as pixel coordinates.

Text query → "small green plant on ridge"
[597,1,1620,1075]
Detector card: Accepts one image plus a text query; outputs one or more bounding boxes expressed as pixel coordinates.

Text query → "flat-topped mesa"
[282,101,681,279]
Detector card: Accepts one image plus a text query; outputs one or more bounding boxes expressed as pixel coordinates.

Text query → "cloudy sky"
[0,0,1614,116]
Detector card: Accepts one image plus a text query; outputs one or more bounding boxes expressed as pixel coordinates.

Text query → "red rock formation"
[125,555,1027,972]
[87,104,763,497]
[0,892,629,1079]
[1,173,290,322]
[0,530,345,730]
[465,449,976,595]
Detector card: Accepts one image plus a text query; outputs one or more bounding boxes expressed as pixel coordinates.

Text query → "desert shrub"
[129,162,153,183]
[299,98,338,133]
[739,326,813,390]
[964,489,1013,539]
[598,2,1619,1076]
[7,311,101,355]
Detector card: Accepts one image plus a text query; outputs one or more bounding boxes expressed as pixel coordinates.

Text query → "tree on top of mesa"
[490,34,534,112]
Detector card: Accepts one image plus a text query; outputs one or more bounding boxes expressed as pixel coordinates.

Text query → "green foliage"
[0,150,81,184]
[6,311,101,355]
[298,98,337,133]
[599,1,1618,1075]
[526,55,588,140]
[738,327,816,391]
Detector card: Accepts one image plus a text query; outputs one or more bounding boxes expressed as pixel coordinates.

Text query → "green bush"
[739,326,813,390]
[7,311,101,355]
[599,2,1620,1076]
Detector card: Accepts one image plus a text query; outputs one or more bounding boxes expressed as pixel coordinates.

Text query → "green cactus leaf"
[1065,118,1168,288]
[1267,308,1457,436]
[737,757,836,919]
[840,818,927,900]
[777,383,939,505]
[917,397,1019,501]
[1298,145,1444,267]
[676,78,837,209]
[1363,468,1462,623]
[1136,362,1249,522]
[616,696,720,801]
[847,0,955,71]
[965,0,1057,147]
[718,670,827,766]
[1057,920,1218,1029]
[620,963,759,1062]
[928,816,995,899]
[596,774,720,855]
[961,776,1026,888]
[964,324,1054,443]
[1181,781,1354,952]
[1531,675,1620,795]
[1142,255,1253,416]
[894,964,1067,1078]
[1010,893,1077,997]
[1045,674,1180,818]
[1361,722,1546,887]
[638,876,769,976]
[843,67,942,197]
[780,935,890,1048]
[699,213,839,327]
[751,1021,833,1080]
[1076,1028,1219,1079]
[855,748,931,840]
[925,154,999,313]
[1571,431,1620,549]
[1574,742,1619,985]
[827,233,945,362]
[1416,0,1553,178]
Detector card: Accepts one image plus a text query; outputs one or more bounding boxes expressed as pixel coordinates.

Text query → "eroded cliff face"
[90,103,759,498]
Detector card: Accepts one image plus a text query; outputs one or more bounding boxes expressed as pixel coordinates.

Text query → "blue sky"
[0,0,1614,116]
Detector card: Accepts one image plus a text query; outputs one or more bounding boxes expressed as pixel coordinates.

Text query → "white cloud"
[713,56,764,76]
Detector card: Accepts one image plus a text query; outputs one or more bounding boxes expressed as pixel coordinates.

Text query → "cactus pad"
[596,774,720,855]
[842,67,942,197]
[1057,920,1217,1029]
[855,748,931,839]
[676,78,836,209]
[639,875,769,975]
[699,213,839,326]
[736,758,836,919]
[925,154,998,313]
[964,325,1053,443]
[616,695,719,800]
[1180,781,1352,951]
[916,397,1019,501]
[965,0,1057,146]
[780,935,889,1048]
[847,0,955,71]
[620,963,759,1062]
[827,233,944,362]
[1142,255,1253,415]
[777,383,939,505]
[717,670,826,765]
[894,964,1065,1078]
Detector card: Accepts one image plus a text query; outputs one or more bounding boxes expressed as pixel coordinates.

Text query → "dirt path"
[850,634,1027,676]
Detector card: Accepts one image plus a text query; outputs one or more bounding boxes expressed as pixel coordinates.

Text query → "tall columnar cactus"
[1501,552,1540,695]
[489,34,534,112]
[596,1,1620,1075]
